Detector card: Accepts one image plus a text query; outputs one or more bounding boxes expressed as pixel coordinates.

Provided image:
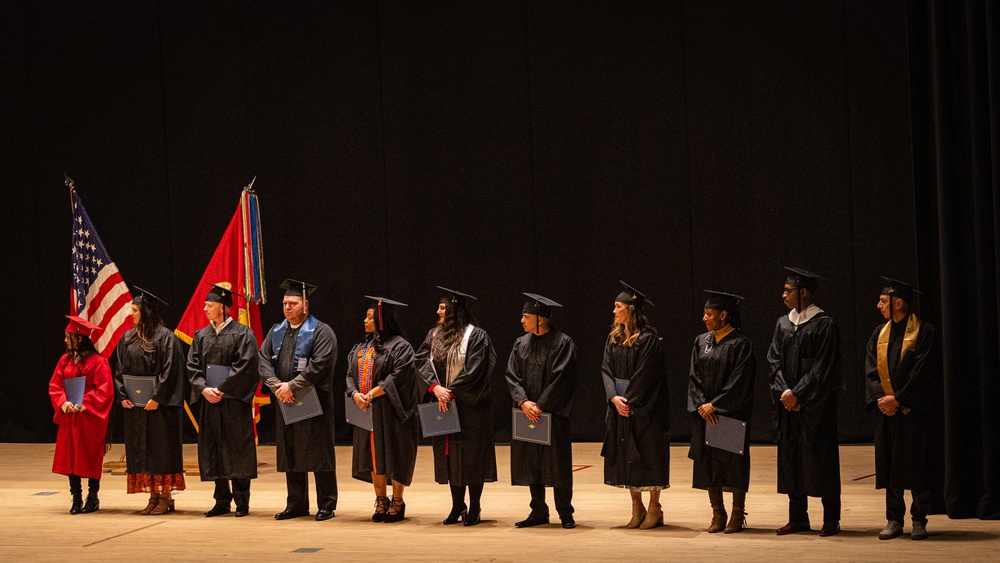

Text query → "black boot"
[80,478,101,513]
[68,475,83,514]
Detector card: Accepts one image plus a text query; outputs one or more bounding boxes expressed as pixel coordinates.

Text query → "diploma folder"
[122,375,156,406]
[64,376,86,407]
[344,394,374,432]
[614,377,629,397]
[511,409,551,445]
[418,402,461,437]
[705,414,747,455]
[277,385,323,425]
[205,364,231,389]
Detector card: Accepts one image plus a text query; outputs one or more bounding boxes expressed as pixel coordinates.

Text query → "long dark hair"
[431,300,477,362]
[126,299,164,353]
[65,334,98,362]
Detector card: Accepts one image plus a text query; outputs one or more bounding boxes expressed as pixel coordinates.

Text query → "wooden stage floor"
[2,443,997,562]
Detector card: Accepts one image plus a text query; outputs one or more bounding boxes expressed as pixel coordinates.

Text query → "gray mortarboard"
[206,282,234,307]
[437,286,477,306]
[880,276,920,304]
[364,295,408,332]
[616,280,654,310]
[522,292,562,318]
[704,290,744,328]
[280,278,317,299]
[131,285,169,308]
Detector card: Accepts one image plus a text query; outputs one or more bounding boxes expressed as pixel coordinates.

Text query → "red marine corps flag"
[173,180,269,439]
[67,175,134,358]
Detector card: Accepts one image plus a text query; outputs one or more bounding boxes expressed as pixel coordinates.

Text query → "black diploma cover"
[418,402,461,437]
[276,385,324,424]
[511,408,551,445]
[344,393,374,432]
[122,375,156,406]
[705,414,747,455]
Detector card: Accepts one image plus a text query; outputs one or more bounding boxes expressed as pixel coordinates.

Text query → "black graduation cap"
[436,286,477,306]
[280,278,317,299]
[522,292,562,318]
[704,290,744,329]
[704,290,744,312]
[783,266,826,292]
[205,282,234,307]
[615,280,654,310]
[364,295,407,332]
[131,285,169,308]
[880,276,919,303]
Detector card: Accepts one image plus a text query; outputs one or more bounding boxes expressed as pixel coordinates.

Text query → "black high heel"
[372,496,390,522]
[443,504,467,525]
[463,508,482,526]
[384,497,406,523]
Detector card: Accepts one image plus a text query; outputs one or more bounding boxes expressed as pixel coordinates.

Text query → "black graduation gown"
[114,325,187,475]
[688,328,756,492]
[505,329,578,488]
[600,330,671,489]
[187,320,260,481]
[346,334,420,486]
[864,317,942,492]
[415,325,498,487]
[767,312,841,497]
[259,319,338,473]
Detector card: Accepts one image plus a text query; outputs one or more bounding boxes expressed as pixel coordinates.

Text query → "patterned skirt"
[127,472,186,494]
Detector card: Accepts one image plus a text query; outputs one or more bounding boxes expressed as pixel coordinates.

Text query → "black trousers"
[213,478,251,509]
[285,471,337,512]
[886,488,932,524]
[788,493,840,523]
[528,484,574,519]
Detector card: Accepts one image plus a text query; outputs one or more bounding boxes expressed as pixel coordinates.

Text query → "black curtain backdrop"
[2,1,925,459]
[908,1,1000,520]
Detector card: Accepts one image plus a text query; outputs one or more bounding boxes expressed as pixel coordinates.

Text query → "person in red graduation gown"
[49,316,114,514]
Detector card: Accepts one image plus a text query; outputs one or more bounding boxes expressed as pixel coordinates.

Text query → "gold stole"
[876,314,921,415]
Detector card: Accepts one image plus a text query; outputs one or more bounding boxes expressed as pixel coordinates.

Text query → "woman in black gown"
[346,296,420,523]
[415,287,497,526]
[601,281,670,529]
[114,287,187,515]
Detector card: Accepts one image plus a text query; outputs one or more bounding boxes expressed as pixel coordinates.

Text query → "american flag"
[69,181,133,357]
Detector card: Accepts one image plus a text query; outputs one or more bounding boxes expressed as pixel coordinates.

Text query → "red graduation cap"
[64,315,103,339]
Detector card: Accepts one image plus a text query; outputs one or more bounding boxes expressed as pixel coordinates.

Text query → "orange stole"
[357,344,377,471]
[876,314,921,415]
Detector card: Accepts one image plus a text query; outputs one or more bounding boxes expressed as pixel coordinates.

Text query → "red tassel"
[378,300,384,331]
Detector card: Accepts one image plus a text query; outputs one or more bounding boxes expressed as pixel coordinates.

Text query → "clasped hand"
[612,396,630,417]
[780,389,801,412]
[520,400,542,422]
[433,385,453,412]
[698,403,718,424]
[202,387,224,404]
[877,394,898,416]
[353,391,373,412]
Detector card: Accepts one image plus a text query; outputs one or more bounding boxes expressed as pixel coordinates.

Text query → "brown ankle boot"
[626,503,647,529]
[639,502,663,529]
[724,506,746,534]
[708,505,727,533]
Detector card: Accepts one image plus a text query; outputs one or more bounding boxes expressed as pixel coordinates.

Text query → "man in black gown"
[259,279,339,521]
[767,267,842,537]
[187,283,260,517]
[505,293,578,529]
[865,277,941,541]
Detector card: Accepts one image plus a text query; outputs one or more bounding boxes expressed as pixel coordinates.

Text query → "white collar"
[212,317,234,334]
[788,304,823,326]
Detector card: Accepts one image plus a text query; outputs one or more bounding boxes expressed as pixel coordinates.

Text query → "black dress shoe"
[443,505,467,525]
[514,514,549,528]
[235,507,250,518]
[561,517,576,529]
[315,508,335,521]
[274,508,309,520]
[463,508,482,526]
[776,521,811,535]
[204,505,231,517]
[80,496,100,514]
[819,521,840,537]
